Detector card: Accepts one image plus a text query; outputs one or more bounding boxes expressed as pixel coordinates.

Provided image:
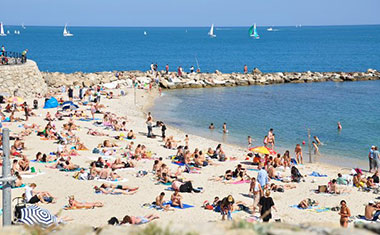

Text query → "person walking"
[146,116,153,138]
[374,146,380,172]
[258,190,277,222]
[339,200,351,228]
[21,49,28,63]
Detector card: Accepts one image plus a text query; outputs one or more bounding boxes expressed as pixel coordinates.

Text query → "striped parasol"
[19,205,58,228]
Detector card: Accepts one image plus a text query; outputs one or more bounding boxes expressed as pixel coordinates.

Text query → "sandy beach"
[0,84,378,230]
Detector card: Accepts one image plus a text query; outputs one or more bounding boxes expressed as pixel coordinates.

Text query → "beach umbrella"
[19,205,58,228]
[249,146,277,155]
[7,96,24,103]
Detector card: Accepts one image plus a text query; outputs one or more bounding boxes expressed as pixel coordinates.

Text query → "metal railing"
[1,51,26,65]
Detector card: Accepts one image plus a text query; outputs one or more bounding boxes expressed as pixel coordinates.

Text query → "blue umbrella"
[19,205,58,227]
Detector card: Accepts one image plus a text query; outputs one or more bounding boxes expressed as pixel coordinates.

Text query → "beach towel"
[95,191,123,195]
[231,180,250,185]
[0,184,25,189]
[95,178,128,183]
[59,168,81,172]
[172,161,185,166]
[290,205,330,213]
[163,201,194,209]
[79,118,101,122]
[31,160,57,164]
[21,172,46,179]
[247,168,259,172]
[309,171,328,177]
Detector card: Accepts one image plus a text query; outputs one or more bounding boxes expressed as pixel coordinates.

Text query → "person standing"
[244,64,248,74]
[161,122,167,140]
[368,146,376,173]
[374,146,380,172]
[21,49,28,63]
[177,66,182,77]
[190,66,194,73]
[68,86,74,100]
[257,163,269,189]
[1,45,5,56]
[248,136,252,148]
[165,64,169,74]
[339,200,351,227]
[295,144,303,164]
[146,117,153,138]
[258,190,277,222]
[249,177,263,213]
[337,122,342,131]
[222,123,228,133]
[23,102,29,121]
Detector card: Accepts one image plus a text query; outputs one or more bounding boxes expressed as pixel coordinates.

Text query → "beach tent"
[43,97,59,109]
[62,101,79,110]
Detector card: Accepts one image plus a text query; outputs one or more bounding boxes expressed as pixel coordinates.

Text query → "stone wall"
[0,60,48,97]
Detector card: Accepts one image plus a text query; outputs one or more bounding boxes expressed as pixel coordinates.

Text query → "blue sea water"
[152,81,380,163]
[0,25,379,73]
[1,25,380,164]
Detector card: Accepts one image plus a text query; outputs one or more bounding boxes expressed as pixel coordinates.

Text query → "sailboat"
[208,24,216,38]
[249,23,260,39]
[6,30,10,35]
[0,22,6,36]
[63,24,74,37]
[144,31,147,36]
[267,27,273,32]
[21,23,26,29]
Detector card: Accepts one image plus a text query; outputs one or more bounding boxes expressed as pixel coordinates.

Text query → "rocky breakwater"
[0,60,48,97]
[41,68,380,90]
[159,68,380,89]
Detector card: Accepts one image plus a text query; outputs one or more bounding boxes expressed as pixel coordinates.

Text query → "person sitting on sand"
[154,192,172,211]
[353,172,367,188]
[365,201,380,221]
[291,166,303,183]
[45,112,55,121]
[298,198,318,209]
[25,183,56,204]
[40,153,57,163]
[336,173,349,185]
[120,214,159,225]
[373,171,380,184]
[18,155,30,172]
[14,172,24,187]
[126,130,136,140]
[170,190,183,208]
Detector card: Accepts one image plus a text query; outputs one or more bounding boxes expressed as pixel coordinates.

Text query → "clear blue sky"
[2,0,380,27]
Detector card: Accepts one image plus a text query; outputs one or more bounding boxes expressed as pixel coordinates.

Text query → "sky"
[2,0,380,27]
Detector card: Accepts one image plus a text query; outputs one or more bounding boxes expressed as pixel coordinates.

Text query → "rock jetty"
[42,68,380,90]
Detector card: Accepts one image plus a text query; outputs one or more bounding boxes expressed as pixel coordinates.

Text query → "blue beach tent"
[43,97,59,109]
[62,101,79,110]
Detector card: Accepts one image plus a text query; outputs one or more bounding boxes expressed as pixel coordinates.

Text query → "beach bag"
[92,148,100,154]
[318,185,327,193]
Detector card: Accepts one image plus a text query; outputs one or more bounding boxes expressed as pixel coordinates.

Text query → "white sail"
[22,23,26,29]
[63,24,74,37]
[208,24,216,38]
[0,22,6,36]
[144,31,147,36]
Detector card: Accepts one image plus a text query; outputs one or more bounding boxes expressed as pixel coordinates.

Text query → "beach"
[1,83,378,231]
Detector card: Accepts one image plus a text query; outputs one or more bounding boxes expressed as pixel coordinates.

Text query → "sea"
[1,25,380,166]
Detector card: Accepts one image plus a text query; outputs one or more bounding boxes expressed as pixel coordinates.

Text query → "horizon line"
[2,23,380,28]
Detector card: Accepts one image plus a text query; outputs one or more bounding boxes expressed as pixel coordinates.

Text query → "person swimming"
[209,123,215,130]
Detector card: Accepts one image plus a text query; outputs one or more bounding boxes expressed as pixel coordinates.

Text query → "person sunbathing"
[120,214,159,225]
[75,138,88,150]
[25,183,56,204]
[270,183,296,192]
[13,138,25,150]
[366,177,376,189]
[67,195,103,209]
[99,165,111,179]
[353,173,367,188]
[87,129,108,136]
[111,158,135,170]
[94,184,138,195]
[101,140,118,148]
[298,198,318,208]
[365,201,380,221]
[41,153,57,163]
[171,180,201,193]
[209,170,233,182]
[170,190,183,208]
[10,146,23,158]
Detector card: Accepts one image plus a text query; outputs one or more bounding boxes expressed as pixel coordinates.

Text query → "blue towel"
[309,171,327,177]
[163,201,194,209]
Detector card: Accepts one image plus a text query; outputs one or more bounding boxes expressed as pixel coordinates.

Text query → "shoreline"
[149,90,368,170]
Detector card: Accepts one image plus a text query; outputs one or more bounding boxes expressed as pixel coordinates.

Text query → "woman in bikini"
[120,214,159,225]
[339,200,351,227]
[67,195,103,209]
